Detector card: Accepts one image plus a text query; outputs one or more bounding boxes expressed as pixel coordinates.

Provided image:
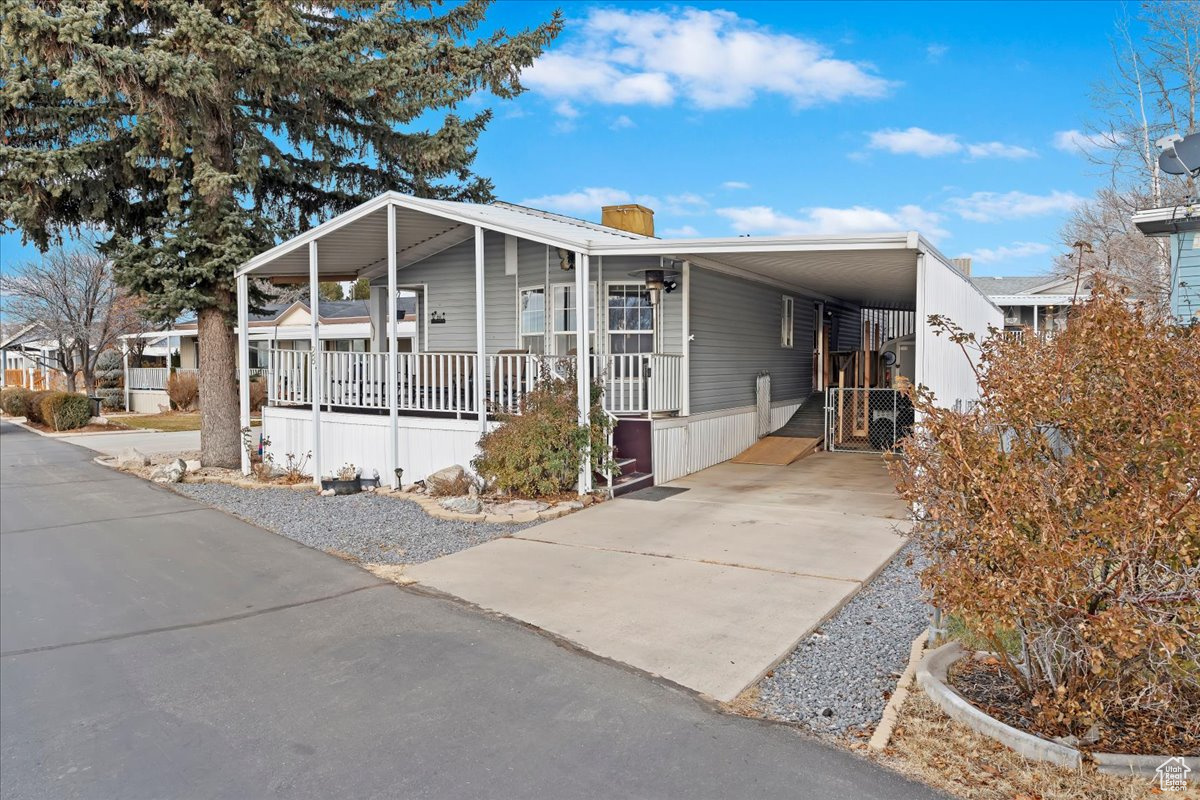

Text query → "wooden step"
[610,471,653,497]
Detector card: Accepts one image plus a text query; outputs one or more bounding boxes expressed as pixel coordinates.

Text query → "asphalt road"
[0,422,943,800]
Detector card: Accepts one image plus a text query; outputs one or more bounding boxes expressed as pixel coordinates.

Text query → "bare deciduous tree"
[1061,2,1199,306]
[2,243,143,394]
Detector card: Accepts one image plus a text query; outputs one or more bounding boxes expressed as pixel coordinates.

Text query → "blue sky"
[1,1,1132,277]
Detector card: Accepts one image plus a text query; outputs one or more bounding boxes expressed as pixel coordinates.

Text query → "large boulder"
[150,459,187,484]
[116,447,149,469]
[426,464,468,494]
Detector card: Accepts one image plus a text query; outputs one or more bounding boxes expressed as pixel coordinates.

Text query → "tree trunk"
[197,298,240,467]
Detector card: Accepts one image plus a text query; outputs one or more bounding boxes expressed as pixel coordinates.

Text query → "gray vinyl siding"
[689,268,816,414]
[830,302,861,351]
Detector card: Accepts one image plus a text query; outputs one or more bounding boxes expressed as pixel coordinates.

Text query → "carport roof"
[236,192,972,310]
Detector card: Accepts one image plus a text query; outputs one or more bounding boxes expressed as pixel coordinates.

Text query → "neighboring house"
[970,272,1092,333]
[1132,202,1200,325]
[0,322,73,389]
[119,299,417,413]
[232,192,999,493]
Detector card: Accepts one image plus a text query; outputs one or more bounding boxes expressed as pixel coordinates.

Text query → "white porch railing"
[263,349,684,417]
[128,367,168,390]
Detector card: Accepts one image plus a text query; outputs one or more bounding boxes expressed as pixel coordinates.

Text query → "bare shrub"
[891,281,1200,751]
[427,470,475,497]
[166,371,199,411]
[248,378,266,412]
[473,360,615,498]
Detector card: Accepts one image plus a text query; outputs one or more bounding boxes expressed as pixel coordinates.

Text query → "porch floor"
[406,453,909,702]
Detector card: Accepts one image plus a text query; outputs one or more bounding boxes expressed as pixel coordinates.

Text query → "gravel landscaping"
[172,483,535,564]
[754,540,930,735]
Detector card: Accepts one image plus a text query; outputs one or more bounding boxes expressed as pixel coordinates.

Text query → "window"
[608,284,655,357]
[519,287,545,354]
[551,283,596,354]
[781,296,794,348]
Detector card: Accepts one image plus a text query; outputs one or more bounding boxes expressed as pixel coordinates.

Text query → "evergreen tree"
[350,278,372,301]
[2,1,560,466]
[318,282,346,303]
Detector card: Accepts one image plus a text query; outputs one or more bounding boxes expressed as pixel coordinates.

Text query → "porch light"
[645,269,665,306]
[556,248,575,271]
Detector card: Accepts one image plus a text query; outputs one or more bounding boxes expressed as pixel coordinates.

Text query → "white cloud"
[966,141,1037,160]
[959,241,1051,264]
[947,190,1084,222]
[519,187,657,214]
[721,180,751,190]
[716,203,949,242]
[926,43,948,63]
[523,7,893,110]
[610,114,635,130]
[553,100,580,119]
[663,225,701,237]
[663,192,709,215]
[868,127,1035,159]
[869,127,961,157]
[1053,129,1111,155]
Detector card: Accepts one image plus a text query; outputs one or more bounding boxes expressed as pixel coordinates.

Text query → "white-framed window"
[519,286,545,354]
[607,283,655,358]
[781,295,794,348]
[551,283,597,354]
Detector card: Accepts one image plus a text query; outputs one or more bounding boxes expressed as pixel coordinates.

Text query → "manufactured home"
[233,192,1000,492]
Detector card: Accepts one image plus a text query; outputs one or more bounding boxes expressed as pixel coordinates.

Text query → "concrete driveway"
[62,428,202,458]
[407,452,909,702]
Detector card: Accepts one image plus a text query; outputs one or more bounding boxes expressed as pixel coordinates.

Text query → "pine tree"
[2,1,560,466]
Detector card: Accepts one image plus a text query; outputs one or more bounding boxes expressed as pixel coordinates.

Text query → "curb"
[915,642,1186,776]
[867,628,928,752]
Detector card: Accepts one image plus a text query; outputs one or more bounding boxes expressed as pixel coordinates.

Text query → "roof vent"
[601,204,654,237]
[951,257,972,276]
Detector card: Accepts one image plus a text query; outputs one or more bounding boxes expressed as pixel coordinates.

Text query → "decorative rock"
[439,496,483,515]
[490,499,549,516]
[581,495,595,507]
[117,447,150,469]
[426,465,467,494]
[150,459,187,484]
[184,459,201,473]
[510,511,540,524]
[557,500,585,511]
[320,488,336,497]
[484,514,512,524]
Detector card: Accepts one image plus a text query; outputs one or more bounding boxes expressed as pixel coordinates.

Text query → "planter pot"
[359,476,380,489]
[320,478,361,495]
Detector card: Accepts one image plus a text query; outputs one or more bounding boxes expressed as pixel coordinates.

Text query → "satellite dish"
[1160,132,1200,176]
[1173,132,1200,172]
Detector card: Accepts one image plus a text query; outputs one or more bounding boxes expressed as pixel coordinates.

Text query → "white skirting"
[650,398,804,484]
[128,389,171,414]
[261,406,495,483]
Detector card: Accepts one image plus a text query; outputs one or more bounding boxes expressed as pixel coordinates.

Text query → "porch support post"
[237,274,251,476]
[474,226,487,435]
[681,259,691,416]
[1032,304,1039,333]
[309,240,322,488]
[387,204,400,487]
[122,345,130,411]
[575,251,592,495]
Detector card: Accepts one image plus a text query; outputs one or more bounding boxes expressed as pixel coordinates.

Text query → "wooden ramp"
[730,436,821,466]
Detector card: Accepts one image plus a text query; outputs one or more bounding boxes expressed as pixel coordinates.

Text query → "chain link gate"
[824,388,914,452]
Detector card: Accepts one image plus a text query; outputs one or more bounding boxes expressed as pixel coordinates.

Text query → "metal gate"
[824,388,912,452]
[755,371,771,438]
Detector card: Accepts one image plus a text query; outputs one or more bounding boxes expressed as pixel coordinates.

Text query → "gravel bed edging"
[752,539,931,735]
[917,642,1185,777]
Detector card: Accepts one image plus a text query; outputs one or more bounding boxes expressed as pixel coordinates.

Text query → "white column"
[237,274,251,475]
[681,259,691,417]
[387,204,400,487]
[474,226,487,434]
[575,251,592,494]
[122,346,130,411]
[309,240,322,487]
[1032,305,1039,333]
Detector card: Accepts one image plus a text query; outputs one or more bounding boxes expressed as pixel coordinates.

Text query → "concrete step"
[610,471,653,497]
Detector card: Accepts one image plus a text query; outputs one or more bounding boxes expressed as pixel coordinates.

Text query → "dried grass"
[874,689,1184,800]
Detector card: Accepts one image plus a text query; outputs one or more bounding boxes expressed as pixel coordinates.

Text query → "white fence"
[127,367,168,390]
[264,349,684,417]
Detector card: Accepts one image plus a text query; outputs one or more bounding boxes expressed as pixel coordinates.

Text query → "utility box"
[601,204,655,237]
